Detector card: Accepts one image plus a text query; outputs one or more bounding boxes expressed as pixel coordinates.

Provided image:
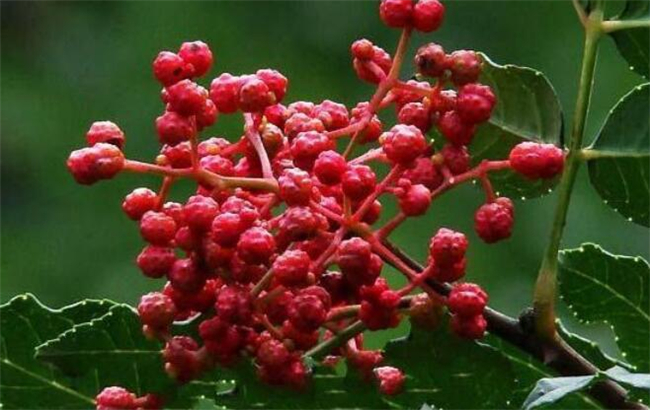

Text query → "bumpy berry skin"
[284,113,325,141]
[256,339,291,368]
[138,292,176,330]
[137,245,176,278]
[178,41,213,77]
[161,142,192,168]
[448,282,487,317]
[216,285,253,324]
[374,366,405,395]
[313,100,350,131]
[474,197,514,243]
[450,313,487,339]
[165,80,208,116]
[430,257,466,283]
[210,213,246,247]
[256,69,289,102]
[264,104,289,128]
[236,227,276,265]
[122,188,157,220]
[351,102,383,144]
[183,195,219,232]
[67,143,124,185]
[95,386,137,410]
[337,237,372,274]
[209,73,241,113]
[290,131,334,171]
[397,102,432,133]
[441,143,470,174]
[437,111,476,146]
[408,293,444,329]
[412,0,445,32]
[163,336,201,382]
[279,168,314,206]
[509,142,564,179]
[196,99,218,130]
[429,228,468,265]
[239,76,273,112]
[398,183,431,216]
[139,211,177,245]
[351,39,376,60]
[379,0,413,28]
[169,258,205,293]
[273,249,311,287]
[314,150,346,185]
[456,83,496,124]
[200,155,234,178]
[155,111,195,146]
[153,51,191,86]
[403,157,443,190]
[86,121,126,148]
[415,43,447,78]
[288,293,328,331]
[448,50,482,86]
[342,164,377,200]
[380,124,427,166]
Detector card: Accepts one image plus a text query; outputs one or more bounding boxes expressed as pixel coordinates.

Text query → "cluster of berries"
[72,0,565,407]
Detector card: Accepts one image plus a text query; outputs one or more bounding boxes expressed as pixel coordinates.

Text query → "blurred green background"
[1,1,647,352]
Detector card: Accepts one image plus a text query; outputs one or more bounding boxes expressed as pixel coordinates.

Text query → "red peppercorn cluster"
[67,2,566,406]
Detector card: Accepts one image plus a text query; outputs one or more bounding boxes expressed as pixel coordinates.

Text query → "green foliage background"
[1,0,648,353]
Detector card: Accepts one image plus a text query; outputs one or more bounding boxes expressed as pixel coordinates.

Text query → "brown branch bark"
[383,240,647,410]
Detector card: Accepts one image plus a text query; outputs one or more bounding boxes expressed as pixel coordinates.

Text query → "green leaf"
[523,375,596,410]
[557,321,625,371]
[611,0,649,78]
[485,332,599,409]
[381,327,517,409]
[559,244,650,372]
[471,54,564,199]
[0,294,113,409]
[35,304,176,398]
[587,83,650,226]
[604,366,650,390]
[183,327,517,409]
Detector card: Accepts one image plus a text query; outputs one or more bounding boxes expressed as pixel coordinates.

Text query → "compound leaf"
[559,244,650,372]
[34,304,176,399]
[0,294,113,409]
[587,83,649,226]
[610,0,649,78]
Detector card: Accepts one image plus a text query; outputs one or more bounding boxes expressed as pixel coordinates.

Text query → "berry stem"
[250,268,276,298]
[394,80,433,97]
[349,148,387,165]
[326,121,366,140]
[303,320,366,359]
[310,200,346,226]
[375,160,510,239]
[376,212,407,239]
[325,295,416,322]
[123,160,279,193]
[344,28,412,157]
[312,227,347,274]
[244,113,275,180]
[352,165,403,223]
[155,176,175,209]
[534,8,603,340]
[479,172,496,203]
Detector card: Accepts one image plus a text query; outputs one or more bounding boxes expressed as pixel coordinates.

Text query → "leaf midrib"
[0,357,95,405]
[563,265,650,322]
